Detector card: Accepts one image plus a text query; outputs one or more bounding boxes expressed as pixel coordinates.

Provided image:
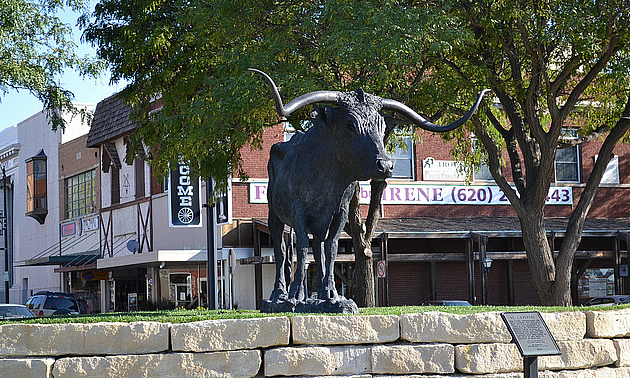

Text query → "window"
[65,169,96,219]
[135,159,145,198]
[555,129,580,183]
[390,136,414,179]
[26,149,47,224]
[596,155,620,185]
[102,143,121,205]
[111,164,120,205]
[473,163,494,181]
[471,137,493,182]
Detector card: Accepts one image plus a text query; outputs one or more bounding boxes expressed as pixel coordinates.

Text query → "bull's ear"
[383,114,397,140]
[311,105,333,128]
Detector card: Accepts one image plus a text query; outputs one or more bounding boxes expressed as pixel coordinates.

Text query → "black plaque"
[501,312,562,357]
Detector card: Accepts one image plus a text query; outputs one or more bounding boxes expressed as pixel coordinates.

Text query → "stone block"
[401,311,511,343]
[264,346,371,376]
[0,358,54,378]
[455,343,521,374]
[456,339,618,374]
[540,339,617,370]
[587,309,630,338]
[541,311,586,341]
[615,339,630,367]
[52,350,261,378]
[0,322,169,357]
[541,367,630,377]
[171,316,289,352]
[291,315,399,345]
[292,376,371,378]
[371,344,454,375]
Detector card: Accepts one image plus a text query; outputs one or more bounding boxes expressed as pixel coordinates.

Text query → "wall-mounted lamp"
[159,262,165,269]
[482,257,493,273]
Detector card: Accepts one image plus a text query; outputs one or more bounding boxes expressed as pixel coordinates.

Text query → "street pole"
[205,178,216,310]
[2,166,9,303]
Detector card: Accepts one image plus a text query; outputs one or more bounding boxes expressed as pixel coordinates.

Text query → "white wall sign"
[422,157,467,181]
[82,215,100,232]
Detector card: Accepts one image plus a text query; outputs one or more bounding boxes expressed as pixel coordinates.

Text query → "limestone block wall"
[1,310,630,377]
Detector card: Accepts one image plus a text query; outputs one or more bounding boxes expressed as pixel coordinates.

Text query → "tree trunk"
[519,222,572,305]
[353,237,375,307]
[519,100,630,306]
[348,180,388,308]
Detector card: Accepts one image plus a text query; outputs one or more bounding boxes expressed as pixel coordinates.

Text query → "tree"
[0,0,103,129]
[83,0,449,307]
[419,1,630,305]
[84,0,630,306]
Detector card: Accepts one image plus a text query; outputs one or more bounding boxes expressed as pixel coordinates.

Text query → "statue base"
[261,297,358,314]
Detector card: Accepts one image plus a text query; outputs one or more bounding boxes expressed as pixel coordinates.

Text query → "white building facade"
[1,106,93,304]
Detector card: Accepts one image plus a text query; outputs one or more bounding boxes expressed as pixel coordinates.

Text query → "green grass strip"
[1,303,628,325]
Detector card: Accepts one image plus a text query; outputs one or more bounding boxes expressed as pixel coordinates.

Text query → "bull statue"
[251,69,489,313]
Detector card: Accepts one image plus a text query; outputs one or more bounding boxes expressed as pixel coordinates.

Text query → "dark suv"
[25,292,81,316]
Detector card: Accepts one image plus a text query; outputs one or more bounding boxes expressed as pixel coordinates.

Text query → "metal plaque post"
[501,312,562,378]
[2,166,8,303]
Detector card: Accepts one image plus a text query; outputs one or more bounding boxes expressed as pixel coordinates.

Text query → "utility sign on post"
[168,160,202,227]
[377,260,387,278]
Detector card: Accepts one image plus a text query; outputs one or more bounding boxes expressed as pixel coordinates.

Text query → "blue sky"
[0,4,125,131]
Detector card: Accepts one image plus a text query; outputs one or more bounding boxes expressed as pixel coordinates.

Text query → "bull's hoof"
[295,297,358,314]
[261,298,296,313]
[318,288,340,301]
[288,283,306,302]
[269,289,288,302]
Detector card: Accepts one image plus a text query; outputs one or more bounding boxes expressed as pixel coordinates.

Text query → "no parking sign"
[377,260,386,278]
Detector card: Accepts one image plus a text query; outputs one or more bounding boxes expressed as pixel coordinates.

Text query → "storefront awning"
[23,251,100,267]
[96,248,254,270]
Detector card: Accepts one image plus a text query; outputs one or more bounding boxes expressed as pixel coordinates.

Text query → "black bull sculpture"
[251,69,489,313]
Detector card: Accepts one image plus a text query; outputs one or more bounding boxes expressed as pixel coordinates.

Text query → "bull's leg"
[319,212,345,301]
[288,214,309,302]
[288,240,308,301]
[268,211,288,301]
[284,229,294,290]
[311,238,324,299]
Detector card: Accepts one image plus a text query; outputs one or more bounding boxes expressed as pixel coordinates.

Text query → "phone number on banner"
[249,182,573,206]
[358,184,572,205]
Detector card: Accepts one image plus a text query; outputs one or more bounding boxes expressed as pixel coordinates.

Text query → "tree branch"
[516,16,548,144]
[549,54,582,96]
[557,125,610,148]
[559,34,620,121]
[473,115,525,214]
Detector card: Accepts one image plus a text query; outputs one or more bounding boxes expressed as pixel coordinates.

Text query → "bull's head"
[250,69,490,178]
[312,88,393,180]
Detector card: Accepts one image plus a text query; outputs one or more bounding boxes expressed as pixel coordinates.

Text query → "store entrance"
[111,268,147,312]
[169,273,192,308]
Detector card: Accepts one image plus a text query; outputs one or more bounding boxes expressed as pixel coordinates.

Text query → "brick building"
[39,93,628,311]
[237,123,630,307]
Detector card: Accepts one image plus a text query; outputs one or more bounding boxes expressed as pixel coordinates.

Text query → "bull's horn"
[249,68,340,117]
[382,89,491,132]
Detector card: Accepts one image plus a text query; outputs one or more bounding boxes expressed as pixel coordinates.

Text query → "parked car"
[0,304,34,319]
[423,300,473,306]
[583,295,630,307]
[25,292,81,316]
